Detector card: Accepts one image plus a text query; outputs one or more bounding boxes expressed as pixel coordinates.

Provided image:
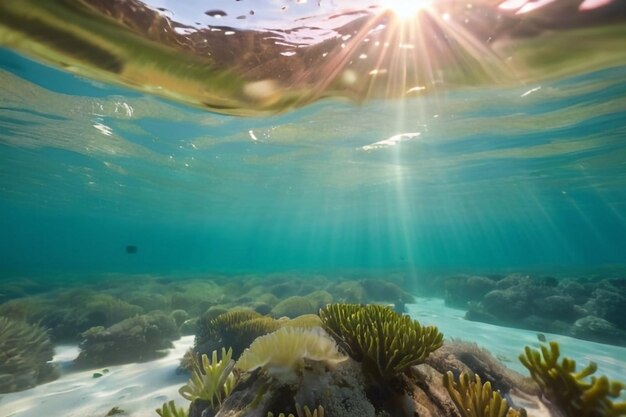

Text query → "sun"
[381,0,433,18]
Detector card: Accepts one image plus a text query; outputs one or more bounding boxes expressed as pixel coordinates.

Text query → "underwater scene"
[1,1,626,416]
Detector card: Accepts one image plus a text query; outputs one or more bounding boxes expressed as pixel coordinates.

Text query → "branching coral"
[268,404,325,417]
[179,347,237,408]
[519,341,626,417]
[443,371,526,417]
[156,400,188,417]
[0,317,59,393]
[235,327,346,382]
[319,304,443,382]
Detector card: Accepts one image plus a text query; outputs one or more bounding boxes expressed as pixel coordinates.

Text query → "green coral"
[443,371,526,417]
[519,341,626,417]
[156,400,188,417]
[179,347,237,408]
[268,404,325,417]
[319,304,443,382]
[0,317,59,393]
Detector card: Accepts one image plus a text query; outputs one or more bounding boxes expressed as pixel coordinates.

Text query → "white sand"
[1,299,625,417]
[408,297,626,384]
[0,336,193,417]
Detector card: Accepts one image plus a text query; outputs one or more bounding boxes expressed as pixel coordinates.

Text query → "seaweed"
[156,400,188,417]
[0,317,59,393]
[179,347,237,408]
[319,304,443,382]
[443,371,526,417]
[519,341,626,417]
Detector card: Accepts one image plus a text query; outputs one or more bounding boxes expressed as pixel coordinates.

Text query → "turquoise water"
[1,3,626,416]
[1,48,625,276]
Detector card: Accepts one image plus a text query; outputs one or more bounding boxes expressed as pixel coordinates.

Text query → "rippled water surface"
[1,46,626,274]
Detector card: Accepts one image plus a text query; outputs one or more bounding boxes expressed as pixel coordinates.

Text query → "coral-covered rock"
[361,279,415,303]
[75,311,179,367]
[534,295,580,321]
[305,290,333,310]
[271,296,317,318]
[584,289,626,330]
[571,315,626,345]
[444,275,496,308]
[329,281,367,303]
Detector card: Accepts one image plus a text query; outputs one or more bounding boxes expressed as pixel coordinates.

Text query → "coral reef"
[179,348,236,409]
[195,310,280,359]
[443,371,525,417]
[319,304,443,382]
[519,341,626,417]
[426,340,538,396]
[75,311,179,366]
[428,274,626,346]
[235,327,346,383]
[0,317,59,393]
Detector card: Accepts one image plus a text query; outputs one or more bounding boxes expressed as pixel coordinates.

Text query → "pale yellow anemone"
[235,327,346,379]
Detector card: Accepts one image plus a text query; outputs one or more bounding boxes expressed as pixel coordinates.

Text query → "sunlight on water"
[1,2,626,417]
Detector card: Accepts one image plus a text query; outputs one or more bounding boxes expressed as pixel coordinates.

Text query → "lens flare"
[382,0,433,18]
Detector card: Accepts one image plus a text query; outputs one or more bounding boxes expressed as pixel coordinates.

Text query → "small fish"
[537,333,547,342]
[125,245,138,254]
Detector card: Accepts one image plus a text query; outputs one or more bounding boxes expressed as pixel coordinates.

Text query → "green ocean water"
[1,47,626,277]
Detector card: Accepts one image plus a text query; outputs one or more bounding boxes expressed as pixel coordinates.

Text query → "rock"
[171,309,190,327]
[305,290,333,310]
[495,274,530,290]
[444,276,496,308]
[271,296,317,318]
[270,281,301,298]
[481,289,531,321]
[410,365,462,417]
[571,316,626,345]
[520,315,571,335]
[584,289,626,329]
[74,311,179,367]
[465,308,501,325]
[252,302,272,315]
[425,341,538,396]
[180,318,198,336]
[361,279,415,303]
[533,295,580,322]
[330,281,367,303]
[555,279,588,303]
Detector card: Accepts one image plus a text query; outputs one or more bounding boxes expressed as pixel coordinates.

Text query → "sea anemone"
[235,327,346,383]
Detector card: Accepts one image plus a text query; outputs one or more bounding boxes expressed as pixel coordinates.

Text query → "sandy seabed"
[0,336,193,417]
[2,298,625,417]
